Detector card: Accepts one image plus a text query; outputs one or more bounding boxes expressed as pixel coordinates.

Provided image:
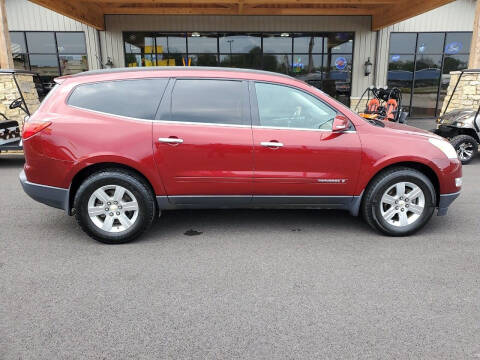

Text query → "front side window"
[255,82,337,130]
[68,78,168,119]
[170,79,245,125]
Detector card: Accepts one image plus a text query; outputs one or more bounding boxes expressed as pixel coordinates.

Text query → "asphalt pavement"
[1,153,480,359]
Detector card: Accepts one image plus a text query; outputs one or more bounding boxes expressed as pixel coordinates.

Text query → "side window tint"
[255,82,337,130]
[68,78,168,119]
[170,79,244,125]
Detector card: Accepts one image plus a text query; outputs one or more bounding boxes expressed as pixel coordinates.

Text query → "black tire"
[450,135,478,164]
[74,169,156,244]
[362,167,436,236]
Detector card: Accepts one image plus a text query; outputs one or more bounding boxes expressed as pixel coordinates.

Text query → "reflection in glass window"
[388,31,472,117]
[293,35,323,53]
[171,80,244,125]
[29,54,60,89]
[68,79,168,119]
[325,33,353,53]
[445,33,471,55]
[189,54,218,66]
[263,34,293,53]
[389,33,417,54]
[10,32,26,53]
[10,31,89,92]
[12,54,29,70]
[26,32,56,53]
[121,31,353,105]
[56,32,87,53]
[187,34,217,53]
[219,53,262,69]
[417,33,444,54]
[255,82,337,130]
[219,34,261,53]
[263,54,292,74]
[59,55,88,75]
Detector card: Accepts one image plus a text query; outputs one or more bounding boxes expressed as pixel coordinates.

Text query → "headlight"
[429,138,458,159]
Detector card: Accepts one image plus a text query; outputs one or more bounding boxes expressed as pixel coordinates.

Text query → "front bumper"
[438,191,461,216]
[19,170,69,211]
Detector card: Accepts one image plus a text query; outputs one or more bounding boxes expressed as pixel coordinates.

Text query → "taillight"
[22,121,52,139]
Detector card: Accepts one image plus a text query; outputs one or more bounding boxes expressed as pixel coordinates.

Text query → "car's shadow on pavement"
[142,208,377,244]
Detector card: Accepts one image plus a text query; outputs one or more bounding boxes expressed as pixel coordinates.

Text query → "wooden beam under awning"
[29,0,105,30]
[28,0,456,31]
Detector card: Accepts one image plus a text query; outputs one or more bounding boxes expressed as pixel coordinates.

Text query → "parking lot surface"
[1,154,480,359]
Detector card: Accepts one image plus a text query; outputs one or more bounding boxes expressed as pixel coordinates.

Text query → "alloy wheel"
[380,182,425,227]
[87,185,139,232]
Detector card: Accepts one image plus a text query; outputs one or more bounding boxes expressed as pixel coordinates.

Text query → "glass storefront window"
[263,34,292,53]
[59,55,88,75]
[56,32,87,53]
[26,32,56,53]
[416,33,444,54]
[187,34,217,53]
[122,31,354,105]
[10,32,26,53]
[189,54,218,66]
[389,33,417,54]
[293,35,323,53]
[263,54,292,74]
[10,31,88,90]
[325,33,353,53]
[388,32,472,117]
[219,34,261,53]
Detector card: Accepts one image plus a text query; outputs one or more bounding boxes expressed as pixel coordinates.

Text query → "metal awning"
[28,0,455,31]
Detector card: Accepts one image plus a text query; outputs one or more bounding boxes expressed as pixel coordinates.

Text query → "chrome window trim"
[253,125,356,133]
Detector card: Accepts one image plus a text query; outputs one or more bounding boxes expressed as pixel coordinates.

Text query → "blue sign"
[445,41,463,55]
[391,55,401,62]
[335,57,347,70]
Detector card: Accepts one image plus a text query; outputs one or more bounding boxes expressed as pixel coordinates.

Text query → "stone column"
[440,70,480,115]
[0,0,13,69]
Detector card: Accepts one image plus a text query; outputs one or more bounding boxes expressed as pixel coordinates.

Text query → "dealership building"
[0,0,478,118]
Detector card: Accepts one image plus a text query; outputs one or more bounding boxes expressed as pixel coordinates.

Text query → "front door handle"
[158,137,184,144]
[261,141,283,148]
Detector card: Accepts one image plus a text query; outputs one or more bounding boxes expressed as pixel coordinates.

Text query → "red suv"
[20,67,462,244]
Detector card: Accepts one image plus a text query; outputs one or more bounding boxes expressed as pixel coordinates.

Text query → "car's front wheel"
[74,169,157,244]
[362,167,436,236]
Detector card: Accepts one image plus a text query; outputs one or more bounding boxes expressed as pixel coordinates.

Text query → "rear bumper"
[438,191,461,216]
[19,170,69,211]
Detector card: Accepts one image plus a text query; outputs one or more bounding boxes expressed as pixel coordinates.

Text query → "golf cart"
[0,70,45,154]
[434,69,480,164]
[356,86,408,124]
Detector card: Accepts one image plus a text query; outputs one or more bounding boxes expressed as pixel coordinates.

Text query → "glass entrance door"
[388,32,472,118]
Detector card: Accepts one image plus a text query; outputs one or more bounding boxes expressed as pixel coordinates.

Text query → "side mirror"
[332,115,349,132]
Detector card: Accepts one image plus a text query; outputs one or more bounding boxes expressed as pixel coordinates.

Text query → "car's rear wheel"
[450,135,478,164]
[362,167,436,236]
[74,169,156,244]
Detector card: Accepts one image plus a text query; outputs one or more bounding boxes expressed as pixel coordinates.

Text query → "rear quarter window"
[67,78,168,119]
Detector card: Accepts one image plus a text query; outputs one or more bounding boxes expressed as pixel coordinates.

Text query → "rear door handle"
[261,141,283,147]
[158,137,184,144]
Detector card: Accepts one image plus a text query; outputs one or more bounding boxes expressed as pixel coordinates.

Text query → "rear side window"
[170,79,245,125]
[68,78,168,119]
